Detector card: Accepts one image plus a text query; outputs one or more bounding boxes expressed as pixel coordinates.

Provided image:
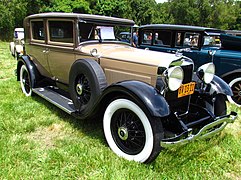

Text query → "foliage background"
[0,0,240,40]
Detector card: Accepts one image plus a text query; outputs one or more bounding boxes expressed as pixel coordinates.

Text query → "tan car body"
[24,13,183,87]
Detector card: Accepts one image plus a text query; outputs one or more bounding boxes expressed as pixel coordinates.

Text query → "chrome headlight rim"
[167,66,184,91]
[197,63,215,84]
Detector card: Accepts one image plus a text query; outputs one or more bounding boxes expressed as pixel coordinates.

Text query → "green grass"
[0,41,241,179]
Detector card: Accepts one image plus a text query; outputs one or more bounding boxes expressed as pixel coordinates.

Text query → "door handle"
[43,48,50,53]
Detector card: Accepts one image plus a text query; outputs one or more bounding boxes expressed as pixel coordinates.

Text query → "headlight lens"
[167,66,184,91]
[197,63,215,84]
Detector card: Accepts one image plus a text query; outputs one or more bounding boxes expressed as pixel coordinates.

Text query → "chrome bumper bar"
[160,111,237,148]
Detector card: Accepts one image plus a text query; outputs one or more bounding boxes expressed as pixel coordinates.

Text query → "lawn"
[0,41,240,179]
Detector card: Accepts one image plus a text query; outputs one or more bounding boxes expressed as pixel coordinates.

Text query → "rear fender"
[17,55,40,88]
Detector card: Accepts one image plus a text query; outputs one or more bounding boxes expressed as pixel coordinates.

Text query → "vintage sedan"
[17,13,237,163]
[138,24,241,106]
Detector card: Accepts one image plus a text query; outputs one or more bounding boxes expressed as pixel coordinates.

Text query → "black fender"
[17,55,40,88]
[101,80,170,118]
[210,75,233,96]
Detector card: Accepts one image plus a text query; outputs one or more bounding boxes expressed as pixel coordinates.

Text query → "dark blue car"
[138,24,241,106]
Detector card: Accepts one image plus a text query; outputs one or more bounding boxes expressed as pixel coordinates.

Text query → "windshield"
[15,31,24,39]
[203,35,221,47]
[78,22,131,43]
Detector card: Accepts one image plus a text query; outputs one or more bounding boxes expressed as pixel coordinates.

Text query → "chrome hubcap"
[76,84,83,95]
[118,127,128,140]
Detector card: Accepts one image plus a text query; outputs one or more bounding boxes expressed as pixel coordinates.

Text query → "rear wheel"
[227,77,241,107]
[20,64,33,96]
[103,98,163,163]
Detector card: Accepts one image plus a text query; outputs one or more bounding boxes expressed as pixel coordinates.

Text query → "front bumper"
[160,111,237,148]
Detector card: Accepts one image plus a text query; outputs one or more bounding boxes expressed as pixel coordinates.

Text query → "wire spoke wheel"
[231,81,241,105]
[228,77,241,106]
[111,108,146,155]
[75,74,91,105]
[20,64,32,96]
[103,98,163,163]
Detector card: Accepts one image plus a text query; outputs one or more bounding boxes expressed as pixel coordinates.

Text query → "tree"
[90,0,129,18]
[42,0,91,13]
[127,0,157,25]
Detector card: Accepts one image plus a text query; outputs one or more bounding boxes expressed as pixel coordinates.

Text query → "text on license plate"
[178,82,195,98]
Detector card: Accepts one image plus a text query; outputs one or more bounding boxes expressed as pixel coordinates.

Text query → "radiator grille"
[165,64,194,114]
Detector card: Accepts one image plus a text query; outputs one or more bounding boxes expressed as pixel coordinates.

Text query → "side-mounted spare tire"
[69,59,107,116]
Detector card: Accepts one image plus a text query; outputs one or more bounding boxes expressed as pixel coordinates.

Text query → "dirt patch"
[28,123,66,149]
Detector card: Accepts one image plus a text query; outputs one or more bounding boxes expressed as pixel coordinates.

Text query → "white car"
[10,28,24,59]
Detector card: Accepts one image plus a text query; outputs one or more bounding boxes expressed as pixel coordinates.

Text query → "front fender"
[102,81,170,118]
[210,75,233,96]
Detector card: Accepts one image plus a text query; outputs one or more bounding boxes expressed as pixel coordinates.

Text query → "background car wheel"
[103,98,163,163]
[20,64,33,96]
[69,59,107,114]
[227,77,241,107]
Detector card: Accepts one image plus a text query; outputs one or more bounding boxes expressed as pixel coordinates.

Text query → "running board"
[33,87,76,115]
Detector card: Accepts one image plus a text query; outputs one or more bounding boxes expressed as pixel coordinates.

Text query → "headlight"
[167,66,184,91]
[197,63,215,84]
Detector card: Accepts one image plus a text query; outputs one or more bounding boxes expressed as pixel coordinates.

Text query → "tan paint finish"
[24,13,183,86]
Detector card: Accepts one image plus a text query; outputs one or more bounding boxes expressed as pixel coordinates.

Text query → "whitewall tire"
[103,98,161,163]
[20,64,33,96]
[227,77,241,107]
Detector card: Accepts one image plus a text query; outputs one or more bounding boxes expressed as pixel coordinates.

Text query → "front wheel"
[103,98,163,163]
[20,64,33,96]
[227,77,241,107]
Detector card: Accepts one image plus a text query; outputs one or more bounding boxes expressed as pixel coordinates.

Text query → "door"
[46,20,76,84]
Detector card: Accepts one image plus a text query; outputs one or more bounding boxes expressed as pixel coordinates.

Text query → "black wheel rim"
[231,81,241,105]
[75,74,91,105]
[22,69,31,94]
[111,108,146,155]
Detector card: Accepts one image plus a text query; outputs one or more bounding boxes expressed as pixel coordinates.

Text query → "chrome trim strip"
[160,111,237,148]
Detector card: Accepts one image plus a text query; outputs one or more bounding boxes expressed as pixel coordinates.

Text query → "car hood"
[79,43,184,68]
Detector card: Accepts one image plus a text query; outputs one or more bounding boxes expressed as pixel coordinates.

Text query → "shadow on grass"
[31,94,106,145]
[31,93,233,167]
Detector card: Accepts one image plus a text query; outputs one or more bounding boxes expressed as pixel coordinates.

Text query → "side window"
[31,21,45,41]
[183,32,200,48]
[175,32,183,47]
[48,21,73,44]
[142,31,152,45]
[153,30,171,46]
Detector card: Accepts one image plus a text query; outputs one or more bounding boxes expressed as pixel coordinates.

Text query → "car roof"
[139,24,224,33]
[25,12,135,26]
[14,28,24,32]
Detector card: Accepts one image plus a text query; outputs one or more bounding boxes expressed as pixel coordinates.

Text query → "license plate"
[178,82,195,98]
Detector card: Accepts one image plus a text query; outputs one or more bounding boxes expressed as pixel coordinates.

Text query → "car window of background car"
[142,31,152,45]
[31,21,45,41]
[153,30,171,47]
[15,31,24,39]
[183,32,200,48]
[49,21,73,43]
[203,35,221,47]
[175,32,183,47]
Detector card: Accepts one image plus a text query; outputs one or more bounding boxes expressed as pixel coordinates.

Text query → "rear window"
[31,21,45,41]
[153,30,171,46]
[48,21,73,44]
